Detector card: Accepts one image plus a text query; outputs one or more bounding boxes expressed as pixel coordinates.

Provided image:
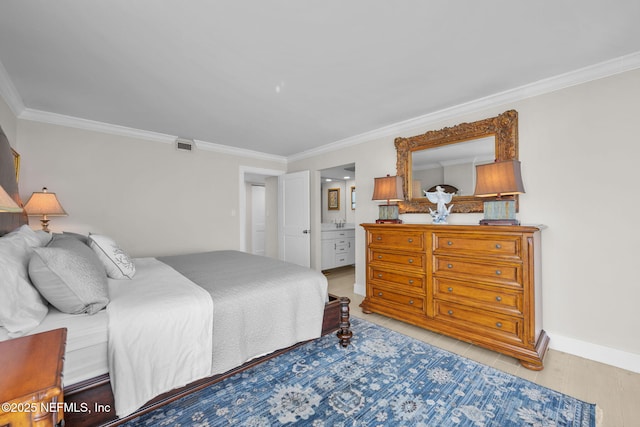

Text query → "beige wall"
[4,116,285,257]
[290,68,640,370]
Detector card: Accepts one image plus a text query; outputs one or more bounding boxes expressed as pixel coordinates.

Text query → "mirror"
[395,110,519,213]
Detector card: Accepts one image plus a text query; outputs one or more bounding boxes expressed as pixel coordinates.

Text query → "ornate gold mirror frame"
[395,110,518,214]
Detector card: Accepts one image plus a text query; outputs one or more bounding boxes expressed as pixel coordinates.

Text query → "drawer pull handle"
[447,264,453,269]
[495,270,502,275]
[408,259,414,264]
[447,241,453,245]
[376,236,382,240]
[495,296,502,302]
[447,287,453,292]
[378,292,383,297]
[496,322,503,328]
[495,244,502,249]
[409,300,414,305]
[408,238,413,243]
[447,310,454,315]
[377,274,383,278]
[408,279,414,284]
[378,255,383,259]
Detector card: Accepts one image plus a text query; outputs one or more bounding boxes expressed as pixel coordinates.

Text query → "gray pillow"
[29,235,109,314]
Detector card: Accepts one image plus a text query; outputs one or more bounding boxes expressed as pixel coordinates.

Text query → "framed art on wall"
[328,188,340,210]
[11,148,19,182]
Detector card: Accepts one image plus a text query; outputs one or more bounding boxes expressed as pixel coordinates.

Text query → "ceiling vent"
[175,138,195,152]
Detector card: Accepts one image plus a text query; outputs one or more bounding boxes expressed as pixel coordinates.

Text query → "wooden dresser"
[0,328,67,426]
[361,223,548,370]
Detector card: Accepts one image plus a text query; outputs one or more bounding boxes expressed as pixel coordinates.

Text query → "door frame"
[239,166,285,253]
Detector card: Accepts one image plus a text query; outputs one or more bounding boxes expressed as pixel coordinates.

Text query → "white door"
[278,170,310,267]
[251,185,266,256]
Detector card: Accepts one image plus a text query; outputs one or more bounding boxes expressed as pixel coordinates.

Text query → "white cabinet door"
[345,237,356,265]
[321,238,336,270]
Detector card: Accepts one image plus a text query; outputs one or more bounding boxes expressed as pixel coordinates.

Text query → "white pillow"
[88,234,136,279]
[0,225,49,337]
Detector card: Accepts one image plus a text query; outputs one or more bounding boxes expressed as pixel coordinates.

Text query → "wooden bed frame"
[63,295,351,427]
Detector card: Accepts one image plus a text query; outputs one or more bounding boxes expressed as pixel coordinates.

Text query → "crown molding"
[288,50,640,162]
[19,108,176,144]
[17,108,286,163]
[0,60,25,116]
[195,139,286,164]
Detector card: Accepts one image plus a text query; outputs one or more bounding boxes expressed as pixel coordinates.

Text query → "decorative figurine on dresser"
[424,186,454,224]
[360,223,548,370]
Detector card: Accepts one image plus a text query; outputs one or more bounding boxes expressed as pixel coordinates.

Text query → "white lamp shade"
[24,188,67,216]
[0,184,22,212]
[372,175,404,202]
[474,160,525,197]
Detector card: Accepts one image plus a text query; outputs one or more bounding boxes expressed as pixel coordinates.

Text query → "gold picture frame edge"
[11,148,20,182]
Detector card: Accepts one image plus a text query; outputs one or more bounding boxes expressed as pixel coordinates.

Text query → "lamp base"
[378,204,400,221]
[376,219,403,224]
[40,218,51,233]
[480,200,518,226]
[479,219,520,226]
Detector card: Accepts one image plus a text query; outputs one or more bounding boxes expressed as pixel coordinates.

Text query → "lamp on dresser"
[0,184,22,212]
[474,159,525,225]
[372,174,404,223]
[24,187,67,232]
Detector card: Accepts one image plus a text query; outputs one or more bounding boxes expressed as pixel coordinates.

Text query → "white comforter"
[107,251,328,418]
[158,251,329,376]
[107,258,214,417]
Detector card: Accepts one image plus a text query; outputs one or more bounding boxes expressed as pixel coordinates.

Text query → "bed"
[0,126,351,426]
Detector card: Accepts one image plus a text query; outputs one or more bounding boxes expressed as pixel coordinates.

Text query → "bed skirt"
[63,295,351,427]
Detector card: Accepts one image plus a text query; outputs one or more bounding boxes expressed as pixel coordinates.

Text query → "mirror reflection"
[411,136,494,198]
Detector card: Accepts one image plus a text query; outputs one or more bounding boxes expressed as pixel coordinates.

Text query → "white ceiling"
[1,1,640,158]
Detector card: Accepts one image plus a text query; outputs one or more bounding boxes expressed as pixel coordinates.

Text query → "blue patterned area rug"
[124,318,596,426]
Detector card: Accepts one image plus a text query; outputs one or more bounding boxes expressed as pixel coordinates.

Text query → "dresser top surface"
[361,223,544,232]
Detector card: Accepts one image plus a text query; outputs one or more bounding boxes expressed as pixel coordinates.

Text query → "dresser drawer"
[371,285,425,313]
[434,256,521,285]
[368,230,425,251]
[434,278,523,316]
[370,249,425,270]
[435,301,523,342]
[433,233,521,259]
[369,266,425,290]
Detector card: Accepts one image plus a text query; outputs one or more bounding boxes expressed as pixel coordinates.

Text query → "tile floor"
[325,266,640,427]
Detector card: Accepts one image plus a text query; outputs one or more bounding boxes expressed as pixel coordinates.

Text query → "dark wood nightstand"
[0,328,67,427]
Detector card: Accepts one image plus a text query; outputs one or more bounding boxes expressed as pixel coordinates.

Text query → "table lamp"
[474,160,525,225]
[372,175,404,223]
[24,187,67,232]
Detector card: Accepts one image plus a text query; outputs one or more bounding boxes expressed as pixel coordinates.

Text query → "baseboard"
[353,281,365,296]
[547,331,640,373]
